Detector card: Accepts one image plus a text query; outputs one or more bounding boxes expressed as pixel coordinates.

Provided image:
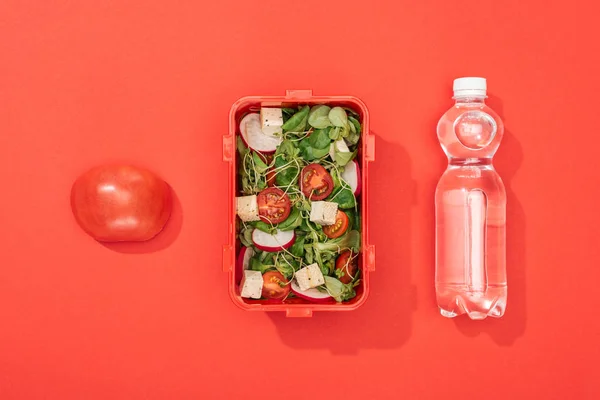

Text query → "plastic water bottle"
[435,77,507,320]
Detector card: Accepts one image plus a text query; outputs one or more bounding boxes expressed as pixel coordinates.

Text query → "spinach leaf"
[274,154,299,186]
[333,147,357,167]
[239,227,254,247]
[304,245,314,264]
[328,107,348,128]
[308,105,332,129]
[282,107,296,123]
[250,257,275,274]
[275,254,299,279]
[254,221,276,233]
[348,116,362,135]
[308,128,331,149]
[298,128,331,160]
[328,168,356,208]
[324,276,356,302]
[328,126,341,140]
[277,206,302,231]
[329,186,356,209]
[282,105,309,132]
[299,140,330,161]
[290,234,305,257]
[339,122,351,139]
[252,152,269,173]
[313,230,361,253]
[313,248,326,275]
[299,217,319,233]
[343,107,360,118]
[275,140,299,158]
[345,209,360,231]
[237,136,249,157]
[296,198,311,212]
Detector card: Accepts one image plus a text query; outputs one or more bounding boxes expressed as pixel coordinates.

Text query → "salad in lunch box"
[235,104,363,304]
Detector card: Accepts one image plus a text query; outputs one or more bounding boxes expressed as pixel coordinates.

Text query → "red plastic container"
[222,90,375,317]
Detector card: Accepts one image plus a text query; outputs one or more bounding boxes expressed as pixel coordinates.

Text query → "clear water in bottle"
[435,77,507,320]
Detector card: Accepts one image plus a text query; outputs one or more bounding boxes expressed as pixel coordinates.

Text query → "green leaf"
[277,206,302,231]
[241,175,252,195]
[237,136,249,157]
[307,128,331,149]
[275,254,298,279]
[290,234,305,257]
[328,107,348,128]
[330,187,355,209]
[250,257,275,274]
[275,140,299,158]
[323,276,356,302]
[299,140,330,161]
[299,217,318,233]
[345,209,360,231]
[282,105,309,132]
[334,148,356,167]
[240,227,254,247]
[282,108,296,123]
[296,198,311,212]
[309,146,331,160]
[328,168,356,208]
[254,221,275,233]
[308,105,332,129]
[343,107,360,118]
[346,131,360,145]
[252,152,269,173]
[339,123,350,139]
[349,120,356,134]
[274,155,299,186]
[328,126,341,140]
[313,230,361,253]
[304,245,314,264]
[348,116,361,135]
[298,128,331,160]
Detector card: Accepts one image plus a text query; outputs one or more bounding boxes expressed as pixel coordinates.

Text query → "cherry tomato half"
[300,163,334,200]
[262,270,290,300]
[257,188,291,224]
[323,211,350,239]
[70,165,172,242]
[335,250,358,284]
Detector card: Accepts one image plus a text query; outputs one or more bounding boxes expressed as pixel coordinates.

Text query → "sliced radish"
[291,280,333,303]
[252,229,295,252]
[239,113,281,153]
[329,138,351,161]
[235,247,254,284]
[341,159,361,196]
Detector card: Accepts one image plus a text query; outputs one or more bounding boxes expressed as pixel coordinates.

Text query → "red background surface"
[1,1,599,399]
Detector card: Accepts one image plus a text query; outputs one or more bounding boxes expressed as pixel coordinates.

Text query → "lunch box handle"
[285,89,313,99]
[285,308,313,318]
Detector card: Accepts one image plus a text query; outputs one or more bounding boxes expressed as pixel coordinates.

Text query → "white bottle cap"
[453,77,487,97]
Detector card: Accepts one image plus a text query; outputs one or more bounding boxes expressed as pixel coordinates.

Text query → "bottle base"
[437,285,507,320]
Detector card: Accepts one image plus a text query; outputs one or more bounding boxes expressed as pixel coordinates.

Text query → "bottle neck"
[453,96,486,105]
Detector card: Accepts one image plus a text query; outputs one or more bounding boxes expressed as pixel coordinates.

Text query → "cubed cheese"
[260,108,283,137]
[295,263,325,291]
[240,270,263,299]
[236,195,260,222]
[310,201,338,226]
